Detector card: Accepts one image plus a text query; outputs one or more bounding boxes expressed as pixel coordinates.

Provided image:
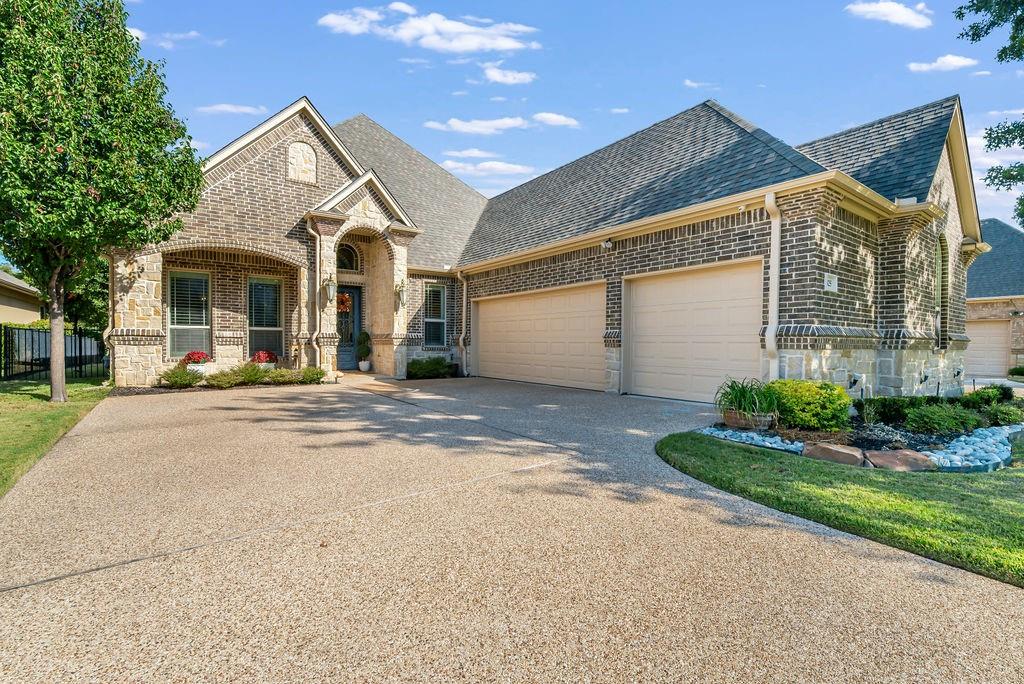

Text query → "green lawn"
[0,378,110,498]
[657,432,1024,587]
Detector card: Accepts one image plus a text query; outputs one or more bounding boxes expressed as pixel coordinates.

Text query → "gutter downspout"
[306,219,321,369]
[457,270,468,377]
[765,192,782,381]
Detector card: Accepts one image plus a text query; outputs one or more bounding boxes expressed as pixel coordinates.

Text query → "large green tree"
[0,0,203,401]
[956,1,1024,224]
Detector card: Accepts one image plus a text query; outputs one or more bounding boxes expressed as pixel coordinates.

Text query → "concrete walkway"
[0,378,1022,682]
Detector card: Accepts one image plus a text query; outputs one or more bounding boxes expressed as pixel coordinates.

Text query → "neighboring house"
[108,95,985,400]
[965,218,1024,376]
[0,270,44,324]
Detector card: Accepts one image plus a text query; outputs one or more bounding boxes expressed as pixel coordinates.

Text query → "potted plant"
[356,331,372,372]
[714,378,778,429]
[251,350,278,370]
[182,350,212,375]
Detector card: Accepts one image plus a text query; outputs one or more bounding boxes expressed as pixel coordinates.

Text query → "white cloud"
[907,54,979,72]
[388,2,416,14]
[683,78,714,88]
[317,8,383,35]
[610,107,630,114]
[971,70,992,77]
[424,116,529,134]
[461,15,494,24]
[444,148,499,158]
[967,127,1024,223]
[482,61,536,85]
[317,9,540,54]
[447,57,472,64]
[152,29,215,50]
[441,160,534,176]
[533,112,579,127]
[398,57,429,64]
[988,108,1024,116]
[127,27,146,41]
[844,2,933,29]
[190,140,211,151]
[451,90,468,96]
[489,96,507,102]
[196,103,269,115]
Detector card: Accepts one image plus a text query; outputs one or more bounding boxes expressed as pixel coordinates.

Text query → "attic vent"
[287,141,317,184]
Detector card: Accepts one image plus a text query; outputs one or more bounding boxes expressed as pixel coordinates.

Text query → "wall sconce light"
[394,279,407,311]
[601,240,613,249]
[919,372,930,385]
[323,274,337,302]
[848,373,862,389]
[954,367,963,378]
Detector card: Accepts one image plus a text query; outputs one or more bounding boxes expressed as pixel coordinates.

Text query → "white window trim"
[424,283,447,347]
[168,269,211,359]
[248,276,284,356]
[337,243,360,272]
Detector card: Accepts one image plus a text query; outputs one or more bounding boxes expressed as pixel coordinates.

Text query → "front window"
[338,244,359,272]
[248,277,283,357]
[424,283,447,347]
[169,271,211,357]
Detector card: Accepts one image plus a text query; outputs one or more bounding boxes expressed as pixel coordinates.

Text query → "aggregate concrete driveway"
[1,378,1022,682]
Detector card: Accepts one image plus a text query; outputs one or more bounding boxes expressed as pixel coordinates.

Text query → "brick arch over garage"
[145,239,307,270]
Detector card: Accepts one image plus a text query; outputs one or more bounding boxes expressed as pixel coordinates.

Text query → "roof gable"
[968,218,1024,298]
[314,169,417,229]
[796,96,958,203]
[458,100,825,266]
[333,114,487,271]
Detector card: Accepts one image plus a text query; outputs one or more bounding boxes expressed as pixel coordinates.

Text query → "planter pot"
[358,360,371,372]
[722,409,775,430]
[186,363,210,375]
[257,362,276,370]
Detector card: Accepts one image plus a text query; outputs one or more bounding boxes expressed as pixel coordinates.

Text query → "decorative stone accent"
[921,424,1022,472]
[698,426,804,454]
[804,443,865,467]
[863,449,937,471]
[287,141,317,184]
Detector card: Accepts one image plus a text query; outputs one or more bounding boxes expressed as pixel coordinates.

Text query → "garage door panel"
[966,320,1011,377]
[628,261,762,403]
[477,284,606,391]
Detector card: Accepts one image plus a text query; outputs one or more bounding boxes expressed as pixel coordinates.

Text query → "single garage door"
[966,319,1011,377]
[476,283,606,390]
[627,260,762,402]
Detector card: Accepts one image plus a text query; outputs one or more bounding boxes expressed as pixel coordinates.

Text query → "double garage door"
[966,319,1012,377]
[474,260,762,402]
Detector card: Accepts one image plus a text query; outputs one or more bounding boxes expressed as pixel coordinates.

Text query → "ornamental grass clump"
[159,365,203,389]
[985,402,1024,427]
[299,367,326,384]
[265,368,302,385]
[236,362,269,386]
[204,368,243,389]
[766,379,851,431]
[714,378,779,418]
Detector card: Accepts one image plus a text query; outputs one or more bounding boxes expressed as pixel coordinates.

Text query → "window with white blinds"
[169,271,211,357]
[248,277,283,356]
[424,283,446,347]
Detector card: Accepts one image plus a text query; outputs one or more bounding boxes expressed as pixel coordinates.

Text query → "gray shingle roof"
[796,96,958,203]
[332,114,488,271]
[458,100,825,266]
[967,218,1024,298]
[0,269,39,296]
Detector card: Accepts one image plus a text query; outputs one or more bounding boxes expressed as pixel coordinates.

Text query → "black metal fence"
[0,324,106,382]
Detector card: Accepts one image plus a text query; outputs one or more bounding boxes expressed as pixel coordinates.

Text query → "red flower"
[251,350,278,364]
[182,350,211,364]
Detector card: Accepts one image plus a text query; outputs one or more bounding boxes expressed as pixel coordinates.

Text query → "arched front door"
[336,287,362,370]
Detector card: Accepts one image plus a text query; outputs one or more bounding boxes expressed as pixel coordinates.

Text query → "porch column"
[108,249,165,386]
[378,223,420,379]
[307,214,344,376]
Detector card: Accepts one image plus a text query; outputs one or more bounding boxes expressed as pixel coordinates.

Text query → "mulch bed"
[776,420,953,452]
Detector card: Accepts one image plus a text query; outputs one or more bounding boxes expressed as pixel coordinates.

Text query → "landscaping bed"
[710,379,1023,473]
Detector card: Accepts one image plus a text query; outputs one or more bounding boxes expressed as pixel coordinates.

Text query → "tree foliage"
[0,0,204,399]
[956,1,1024,224]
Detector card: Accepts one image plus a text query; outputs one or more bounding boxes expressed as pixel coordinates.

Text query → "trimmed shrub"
[905,404,987,434]
[1010,366,1024,377]
[957,386,1004,410]
[994,384,1016,403]
[406,356,454,380]
[299,366,326,384]
[204,368,243,389]
[766,380,851,431]
[854,396,927,426]
[159,365,203,389]
[985,402,1024,427]
[235,362,269,385]
[356,330,372,362]
[266,368,302,385]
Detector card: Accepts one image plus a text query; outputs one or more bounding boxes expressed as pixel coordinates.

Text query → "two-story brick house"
[107,95,986,401]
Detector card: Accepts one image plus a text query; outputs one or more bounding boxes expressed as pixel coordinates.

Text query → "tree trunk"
[48,279,67,403]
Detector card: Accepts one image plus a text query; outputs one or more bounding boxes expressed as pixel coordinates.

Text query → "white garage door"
[966,319,1011,377]
[627,260,762,403]
[476,283,606,390]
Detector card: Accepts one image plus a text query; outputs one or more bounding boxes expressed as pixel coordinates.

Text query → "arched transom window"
[338,243,359,272]
[287,141,316,184]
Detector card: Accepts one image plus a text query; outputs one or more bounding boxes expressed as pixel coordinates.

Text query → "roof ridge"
[797,95,959,149]
[702,100,824,176]
[333,114,487,200]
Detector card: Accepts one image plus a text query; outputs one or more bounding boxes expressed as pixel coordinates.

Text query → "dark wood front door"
[336,287,361,370]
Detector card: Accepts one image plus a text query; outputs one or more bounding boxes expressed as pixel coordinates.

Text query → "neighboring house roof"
[458,100,825,266]
[967,218,1024,298]
[0,269,40,297]
[333,114,488,271]
[795,96,958,204]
